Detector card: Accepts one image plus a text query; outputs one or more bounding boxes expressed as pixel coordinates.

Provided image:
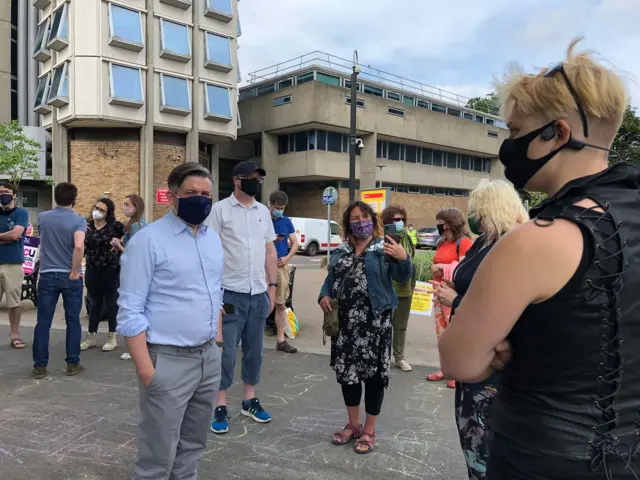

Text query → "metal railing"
[246,51,499,117]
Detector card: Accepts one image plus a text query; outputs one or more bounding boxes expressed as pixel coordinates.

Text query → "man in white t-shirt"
[207,161,277,434]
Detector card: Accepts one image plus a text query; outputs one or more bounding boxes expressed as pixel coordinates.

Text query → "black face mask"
[0,194,14,206]
[240,179,260,197]
[498,121,569,189]
[437,224,445,236]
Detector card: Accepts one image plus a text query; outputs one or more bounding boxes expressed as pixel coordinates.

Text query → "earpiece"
[540,125,556,141]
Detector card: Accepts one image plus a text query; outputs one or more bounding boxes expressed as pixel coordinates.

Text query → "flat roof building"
[225,52,509,228]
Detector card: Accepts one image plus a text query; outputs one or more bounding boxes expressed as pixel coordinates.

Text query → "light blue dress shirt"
[116,211,224,347]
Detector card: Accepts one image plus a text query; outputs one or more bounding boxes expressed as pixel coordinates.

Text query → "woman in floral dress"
[319,201,412,454]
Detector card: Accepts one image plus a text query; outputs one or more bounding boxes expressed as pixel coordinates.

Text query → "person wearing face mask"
[111,194,146,361]
[429,180,528,480]
[381,205,416,372]
[81,198,125,352]
[427,208,472,388]
[407,224,417,246]
[208,161,278,435]
[117,163,224,479]
[0,182,29,349]
[439,38,640,479]
[268,190,299,354]
[319,201,411,454]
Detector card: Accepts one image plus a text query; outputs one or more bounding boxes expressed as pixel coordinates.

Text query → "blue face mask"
[272,208,284,219]
[176,195,212,226]
[395,221,405,232]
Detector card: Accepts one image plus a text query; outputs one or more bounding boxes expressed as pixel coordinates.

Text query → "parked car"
[290,217,342,256]
[417,226,440,249]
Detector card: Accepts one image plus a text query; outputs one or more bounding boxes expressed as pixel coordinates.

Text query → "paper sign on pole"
[360,188,391,213]
[410,281,434,316]
[23,236,40,275]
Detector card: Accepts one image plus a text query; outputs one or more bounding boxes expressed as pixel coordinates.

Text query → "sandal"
[10,337,26,349]
[426,371,444,381]
[354,431,376,454]
[332,423,363,445]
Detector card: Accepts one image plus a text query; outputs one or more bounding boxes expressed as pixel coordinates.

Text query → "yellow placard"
[410,281,434,316]
[360,188,389,213]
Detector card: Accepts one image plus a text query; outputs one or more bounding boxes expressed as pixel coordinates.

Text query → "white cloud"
[238,0,640,107]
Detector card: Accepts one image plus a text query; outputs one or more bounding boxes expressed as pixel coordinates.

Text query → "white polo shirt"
[207,193,276,295]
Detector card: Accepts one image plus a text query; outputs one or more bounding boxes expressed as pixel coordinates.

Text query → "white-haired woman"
[430,180,528,479]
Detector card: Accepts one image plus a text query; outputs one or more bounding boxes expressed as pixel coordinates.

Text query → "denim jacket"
[319,238,413,315]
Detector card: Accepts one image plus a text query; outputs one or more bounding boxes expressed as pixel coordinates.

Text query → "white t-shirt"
[207,193,276,294]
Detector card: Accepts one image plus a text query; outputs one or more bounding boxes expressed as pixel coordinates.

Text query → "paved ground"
[0,326,465,480]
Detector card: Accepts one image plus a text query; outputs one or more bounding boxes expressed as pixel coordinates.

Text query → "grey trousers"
[133,341,221,480]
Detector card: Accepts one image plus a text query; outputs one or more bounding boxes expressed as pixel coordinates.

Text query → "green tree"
[466,92,500,116]
[611,105,640,164]
[0,121,41,189]
[519,190,548,210]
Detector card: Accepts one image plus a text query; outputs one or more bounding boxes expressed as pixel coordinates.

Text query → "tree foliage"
[466,92,500,116]
[0,121,41,188]
[611,105,640,164]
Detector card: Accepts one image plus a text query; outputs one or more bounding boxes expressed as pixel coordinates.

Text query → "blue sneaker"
[241,398,271,423]
[211,406,229,434]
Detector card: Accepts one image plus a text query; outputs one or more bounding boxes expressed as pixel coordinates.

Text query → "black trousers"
[341,374,385,416]
[85,265,119,333]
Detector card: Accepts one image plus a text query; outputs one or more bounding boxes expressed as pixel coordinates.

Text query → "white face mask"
[92,210,105,221]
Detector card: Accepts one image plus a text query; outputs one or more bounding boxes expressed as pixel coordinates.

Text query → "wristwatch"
[269,282,278,288]
[216,341,224,348]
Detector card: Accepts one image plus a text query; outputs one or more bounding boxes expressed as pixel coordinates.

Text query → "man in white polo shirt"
[208,161,278,434]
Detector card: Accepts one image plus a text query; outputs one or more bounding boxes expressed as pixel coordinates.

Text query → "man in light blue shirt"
[117,163,223,480]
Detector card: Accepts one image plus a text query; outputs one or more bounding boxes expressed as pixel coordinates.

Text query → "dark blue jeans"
[32,272,84,368]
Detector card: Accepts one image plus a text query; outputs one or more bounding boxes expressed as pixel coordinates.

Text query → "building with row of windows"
[21,0,241,220]
[221,52,509,227]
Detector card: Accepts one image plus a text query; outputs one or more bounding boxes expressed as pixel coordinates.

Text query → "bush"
[414,250,435,282]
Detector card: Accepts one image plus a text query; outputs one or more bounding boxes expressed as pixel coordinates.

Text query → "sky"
[237,0,640,109]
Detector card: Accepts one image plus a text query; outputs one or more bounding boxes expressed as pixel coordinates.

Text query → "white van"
[289,217,342,256]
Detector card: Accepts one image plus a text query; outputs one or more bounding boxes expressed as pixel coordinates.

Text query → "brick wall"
[69,137,140,222]
[286,186,469,229]
[153,143,185,219]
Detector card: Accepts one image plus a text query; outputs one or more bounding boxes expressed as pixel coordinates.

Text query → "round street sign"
[322,186,338,206]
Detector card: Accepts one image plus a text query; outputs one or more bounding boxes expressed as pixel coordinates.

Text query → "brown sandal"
[354,431,375,454]
[10,337,26,349]
[332,423,363,445]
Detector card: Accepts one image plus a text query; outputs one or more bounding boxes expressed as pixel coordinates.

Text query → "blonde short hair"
[468,180,529,242]
[496,37,627,141]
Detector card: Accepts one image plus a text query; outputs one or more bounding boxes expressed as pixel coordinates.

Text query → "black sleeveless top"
[488,163,640,480]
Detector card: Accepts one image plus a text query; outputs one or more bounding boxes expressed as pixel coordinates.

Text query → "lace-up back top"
[489,164,640,479]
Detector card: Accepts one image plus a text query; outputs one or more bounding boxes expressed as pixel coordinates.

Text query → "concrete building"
[1,0,53,223]
[29,0,241,220]
[225,52,509,228]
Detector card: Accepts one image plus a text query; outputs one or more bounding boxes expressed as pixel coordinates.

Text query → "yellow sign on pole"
[410,281,434,316]
[360,188,391,213]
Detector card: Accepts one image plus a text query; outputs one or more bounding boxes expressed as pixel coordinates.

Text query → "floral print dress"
[330,243,393,388]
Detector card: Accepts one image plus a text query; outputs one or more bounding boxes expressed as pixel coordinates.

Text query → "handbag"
[322,241,372,344]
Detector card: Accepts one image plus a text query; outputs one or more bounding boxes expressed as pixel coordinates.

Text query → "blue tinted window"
[206,33,231,66]
[207,0,232,15]
[206,84,231,117]
[111,64,142,101]
[50,65,66,99]
[49,5,67,42]
[162,20,189,55]
[162,75,190,110]
[111,4,142,44]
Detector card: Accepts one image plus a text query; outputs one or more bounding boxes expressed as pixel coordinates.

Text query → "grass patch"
[414,249,435,282]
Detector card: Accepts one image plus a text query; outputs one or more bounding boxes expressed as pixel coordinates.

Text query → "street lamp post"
[348,50,360,205]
